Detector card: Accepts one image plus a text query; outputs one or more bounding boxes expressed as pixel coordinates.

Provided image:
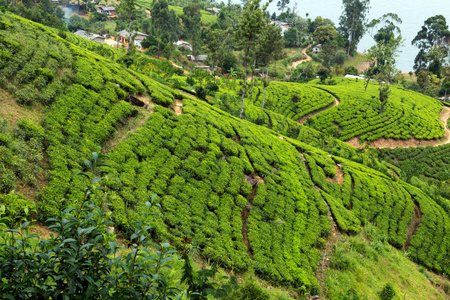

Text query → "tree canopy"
[338,0,370,55]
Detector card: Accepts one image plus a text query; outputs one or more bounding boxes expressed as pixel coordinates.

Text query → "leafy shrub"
[344,66,359,76]
[0,192,36,219]
[195,84,207,100]
[379,283,396,300]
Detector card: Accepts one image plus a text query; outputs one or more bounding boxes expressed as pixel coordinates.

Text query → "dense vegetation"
[1,9,450,299]
[135,0,217,24]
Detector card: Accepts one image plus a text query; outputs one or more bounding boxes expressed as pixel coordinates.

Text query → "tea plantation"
[249,82,335,121]
[0,12,449,295]
[306,79,444,142]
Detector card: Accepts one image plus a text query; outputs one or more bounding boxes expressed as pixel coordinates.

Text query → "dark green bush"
[379,283,396,300]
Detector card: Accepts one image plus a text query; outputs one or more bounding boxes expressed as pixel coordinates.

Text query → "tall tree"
[257,23,284,108]
[365,17,403,111]
[118,0,137,56]
[206,29,227,83]
[411,15,450,75]
[235,0,268,119]
[338,0,370,55]
[364,13,402,91]
[151,0,170,58]
[277,0,289,13]
[181,0,202,58]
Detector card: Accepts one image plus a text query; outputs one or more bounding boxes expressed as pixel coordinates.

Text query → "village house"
[96,6,116,16]
[270,21,290,36]
[187,54,208,63]
[206,7,221,15]
[174,40,193,51]
[74,29,106,44]
[117,30,149,48]
[312,44,322,54]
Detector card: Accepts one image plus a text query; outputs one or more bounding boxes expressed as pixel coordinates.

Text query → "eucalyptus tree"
[118,0,137,55]
[365,13,403,111]
[338,0,370,55]
[235,0,269,119]
[412,15,450,76]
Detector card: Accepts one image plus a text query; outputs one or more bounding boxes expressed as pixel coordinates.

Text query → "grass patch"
[0,90,44,126]
[324,226,450,299]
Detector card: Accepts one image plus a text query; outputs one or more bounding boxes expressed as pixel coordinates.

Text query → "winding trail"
[290,45,312,69]
[296,97,340,124]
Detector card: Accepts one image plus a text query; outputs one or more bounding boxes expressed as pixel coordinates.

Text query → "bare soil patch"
[173,99,183,116]
[403,203,422,251]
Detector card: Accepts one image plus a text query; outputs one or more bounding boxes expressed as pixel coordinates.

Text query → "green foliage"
[0,192,36,219]
[308,78,444,142]
[379,283,396,300]
[135,0,217,24]
[0,151,195,299]
[0,118,44,193]
[249,82,335,120]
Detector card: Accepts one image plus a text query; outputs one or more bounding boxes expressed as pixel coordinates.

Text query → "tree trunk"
[157,26,161,58]
[424,70,429,95]
[126,14,132,56]
[249,56,257,100]
[262,67,268,108]
[240,48,249,119]
[365,76,370,91]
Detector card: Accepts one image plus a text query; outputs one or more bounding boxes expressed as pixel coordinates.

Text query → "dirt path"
[346,106,450,149]
[297,97,340,124]
[291,45,312,69]
[173,99,183,116]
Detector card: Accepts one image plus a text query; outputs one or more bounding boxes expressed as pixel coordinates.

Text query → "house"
[206,8,221,15]
[270,21,290,36]
[74,30,106,44]
[117,30,149,48]
[187,55,208,63]
[174,40,192,51]
[312,44,322,54]
[96,6,116,16]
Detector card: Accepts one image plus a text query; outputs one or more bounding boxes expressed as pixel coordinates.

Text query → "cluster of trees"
[410,15,450,97]
[0,0,65,29]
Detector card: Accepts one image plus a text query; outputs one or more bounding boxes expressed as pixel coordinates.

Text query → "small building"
[74,29,106,44]
[196,55,207,62]
[96,6,116,16]
[117,30,149,48]
[312,44,322,54]
[187,55,207,62]
[206,8,221,15]
[270,21,290,36]
[174,40,192,51]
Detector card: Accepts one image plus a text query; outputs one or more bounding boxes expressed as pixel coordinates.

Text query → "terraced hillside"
[307,79,444,143]
[249,82,335,121]
[0,12,449,295]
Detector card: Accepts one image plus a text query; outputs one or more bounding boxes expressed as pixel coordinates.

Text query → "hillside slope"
[0,11,449,295]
